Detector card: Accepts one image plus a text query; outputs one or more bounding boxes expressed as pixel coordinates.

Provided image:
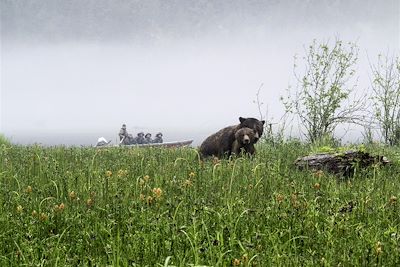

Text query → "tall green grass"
[0,134,11,146]
[0,142,399,266]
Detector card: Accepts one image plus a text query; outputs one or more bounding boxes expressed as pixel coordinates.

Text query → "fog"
[1,0,399,146]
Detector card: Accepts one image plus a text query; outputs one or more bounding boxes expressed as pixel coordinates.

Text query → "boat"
[95,137,193,148]
[120,139,193,148]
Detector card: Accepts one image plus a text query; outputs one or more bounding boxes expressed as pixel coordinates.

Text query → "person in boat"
[127,134,136,145]
[144,133,152,144]
[120,134,131,145]
[153,132,163,143]
[119,124,128,143]
[134,132,145,144]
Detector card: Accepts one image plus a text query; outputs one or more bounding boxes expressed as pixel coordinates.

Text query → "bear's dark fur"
[231,127,256,156]
[199,117,265,158]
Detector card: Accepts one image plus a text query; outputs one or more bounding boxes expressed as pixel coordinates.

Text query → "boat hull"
[97,140,193,148]
[121,140,193,148]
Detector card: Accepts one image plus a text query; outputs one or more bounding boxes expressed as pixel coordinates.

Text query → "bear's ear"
[239,117,245,123]
[261,120,265,125]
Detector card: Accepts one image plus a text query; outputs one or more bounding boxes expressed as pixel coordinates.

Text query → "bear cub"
[231,127,256,156]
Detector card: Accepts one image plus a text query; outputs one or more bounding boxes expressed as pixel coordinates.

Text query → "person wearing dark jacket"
[145,133,152,144]
[134,132,145,144]
[153,132,163,143]
[119,124,128,142]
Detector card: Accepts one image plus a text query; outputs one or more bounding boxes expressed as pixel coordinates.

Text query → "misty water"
[1,1,399,146]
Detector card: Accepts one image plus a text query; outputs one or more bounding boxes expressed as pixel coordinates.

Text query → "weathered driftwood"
[294,150,390,176]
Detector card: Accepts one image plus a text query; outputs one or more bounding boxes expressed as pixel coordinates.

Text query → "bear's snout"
[243,135,250,144]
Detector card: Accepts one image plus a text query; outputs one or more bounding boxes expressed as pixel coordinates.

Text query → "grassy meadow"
[0,141,399,266]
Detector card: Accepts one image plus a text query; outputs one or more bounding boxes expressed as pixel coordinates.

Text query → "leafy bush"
[282,39,366,143]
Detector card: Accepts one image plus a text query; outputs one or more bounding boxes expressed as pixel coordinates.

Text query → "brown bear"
[231,127,257,156]
[199,117,265,158]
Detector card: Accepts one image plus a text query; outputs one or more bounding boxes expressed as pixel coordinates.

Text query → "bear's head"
[238,117,265,142]
[235,127,256,145]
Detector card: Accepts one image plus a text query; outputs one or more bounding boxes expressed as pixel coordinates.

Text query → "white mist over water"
[1,1,399,146]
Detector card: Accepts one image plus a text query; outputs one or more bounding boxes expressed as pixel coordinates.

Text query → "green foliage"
[371,54,400,146]
[310,143,367,155]
[0,143,399,266]
[282,39,366,143]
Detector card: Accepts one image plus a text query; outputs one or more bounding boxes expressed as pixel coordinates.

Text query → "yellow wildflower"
[117,169,128,177]
[375,241,383,255]
[105,170,112,178]
[275,193,285,204]
[39,213,48,222]
[86,198,94,207]
[16,205,23,213]
[144,175,150,182]
[69,191,77,200]
[291,193,300,208]
[152,188,162,199]
[183,179,193,188]
[26,185,32,194]
[241,254,249,263]
[146,196,154,205]
[314,183,321,190]
[389,196,397,205]
[189,172,195,178]
[232,258,241,266]
[56,203,65,212]
[314,170,324,178]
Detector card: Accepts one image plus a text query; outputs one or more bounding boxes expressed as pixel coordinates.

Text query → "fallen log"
[294,150,390,176]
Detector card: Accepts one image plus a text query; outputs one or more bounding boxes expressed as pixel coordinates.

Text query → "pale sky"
[1,0,399,145]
